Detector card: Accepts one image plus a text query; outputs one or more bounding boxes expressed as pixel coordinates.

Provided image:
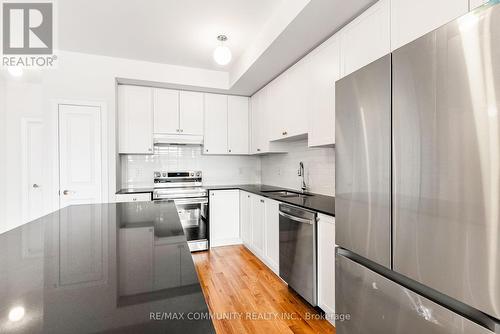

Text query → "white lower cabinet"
[209,190,241,247]
[318,213,336,325]
[264,198,280,274]
[240,192,280,275]
[240,191,252,245]
[250,195,266,257]
[115,193,151,203]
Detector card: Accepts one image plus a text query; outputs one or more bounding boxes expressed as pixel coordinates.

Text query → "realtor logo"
[2,1,56,68]
[3,2,53,54]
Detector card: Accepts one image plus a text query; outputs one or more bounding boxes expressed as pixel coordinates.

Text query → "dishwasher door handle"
[279,211,314,225]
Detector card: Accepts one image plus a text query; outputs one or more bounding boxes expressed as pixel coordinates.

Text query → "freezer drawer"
[335,254,494,334]
[392,3,500,319]
[335,54,392,268]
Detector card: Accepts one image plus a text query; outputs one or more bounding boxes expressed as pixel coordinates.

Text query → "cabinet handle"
[148,148,153,152]
[133,198,137,201]
[282,131,288,136]
[180,129,184,133]
[257,148,261,152]
[260,199,265,203]
[206,149,208,152]
[228,149,232,153]
[176,129,179,132]
[32,184,40,188]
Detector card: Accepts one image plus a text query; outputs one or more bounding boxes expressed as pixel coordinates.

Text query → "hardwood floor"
[192,245,336,334]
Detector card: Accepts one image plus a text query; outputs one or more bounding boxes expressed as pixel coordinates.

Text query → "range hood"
[153,134,203,145]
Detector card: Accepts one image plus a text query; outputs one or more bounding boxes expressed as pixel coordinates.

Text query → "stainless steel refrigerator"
[335,3,500,333]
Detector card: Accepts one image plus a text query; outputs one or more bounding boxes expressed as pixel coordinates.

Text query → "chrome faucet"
[298,161,307,193]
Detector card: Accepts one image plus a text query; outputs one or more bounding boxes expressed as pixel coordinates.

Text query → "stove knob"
[196,171,201,177]
[154,172,161,178]
[190,172,194,177]
[162,172,167,177]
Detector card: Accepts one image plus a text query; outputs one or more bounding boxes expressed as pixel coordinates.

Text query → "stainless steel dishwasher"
[278,203,317,306]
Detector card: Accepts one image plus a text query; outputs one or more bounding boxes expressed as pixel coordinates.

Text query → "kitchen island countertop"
[0,202,215,334]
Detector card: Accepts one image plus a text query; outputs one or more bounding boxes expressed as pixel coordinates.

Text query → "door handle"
[279,211,313,225]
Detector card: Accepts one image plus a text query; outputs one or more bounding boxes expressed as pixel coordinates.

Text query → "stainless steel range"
[153,171,208,252]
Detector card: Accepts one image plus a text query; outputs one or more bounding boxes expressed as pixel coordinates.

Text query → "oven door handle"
[172,197,208,205]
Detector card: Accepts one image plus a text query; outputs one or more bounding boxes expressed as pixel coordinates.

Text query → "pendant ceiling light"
[213,35,232,66]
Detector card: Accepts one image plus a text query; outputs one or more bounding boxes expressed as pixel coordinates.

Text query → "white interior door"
[22,118,45,223]
[59,104,102,208]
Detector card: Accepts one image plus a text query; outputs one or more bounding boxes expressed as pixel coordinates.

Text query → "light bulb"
[8,66,23,77]
[213,45,232,66]
[8,306,25,322]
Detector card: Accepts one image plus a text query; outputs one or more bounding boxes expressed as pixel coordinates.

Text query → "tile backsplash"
[121,140,334,196]
[121,145,261,188]
[261,139,335,196]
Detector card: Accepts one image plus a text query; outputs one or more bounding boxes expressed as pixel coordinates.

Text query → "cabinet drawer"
[115,193,151,203]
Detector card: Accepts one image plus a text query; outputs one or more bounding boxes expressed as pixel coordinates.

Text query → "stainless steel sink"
[262,190,313,198]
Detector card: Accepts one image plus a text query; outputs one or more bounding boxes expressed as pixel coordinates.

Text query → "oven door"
[172,197,208,252]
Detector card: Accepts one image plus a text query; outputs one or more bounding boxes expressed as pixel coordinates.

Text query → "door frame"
[50,99,108,211]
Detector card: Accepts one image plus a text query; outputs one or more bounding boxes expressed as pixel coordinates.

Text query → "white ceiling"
[58,0,285,71]
[58,0,376,95]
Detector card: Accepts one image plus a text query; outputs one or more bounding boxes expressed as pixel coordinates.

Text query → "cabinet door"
[154,88,179,134]
[391,0,468,51]
[267,76,286,141]
[286,61,309,137]
[307,36,340,147]
[250,91,261,154]
[204,94,227,154]
[240,191,252,246]
[264,198,279,273]
[118,85,154,154]
[209,190,240,247]
[318,214,336,324]
[251,195,265,256]
[179,91,204,135]
[339,0,390,78]
[227,96,249,154]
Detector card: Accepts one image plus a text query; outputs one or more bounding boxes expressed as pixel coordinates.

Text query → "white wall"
[121,145,261,188]
[0,51,229,234]
[261,139,335,196]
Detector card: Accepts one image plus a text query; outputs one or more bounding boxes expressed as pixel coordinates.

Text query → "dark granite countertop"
[204,184,335,216]
[0,202,215,334]
[116,184,335,216]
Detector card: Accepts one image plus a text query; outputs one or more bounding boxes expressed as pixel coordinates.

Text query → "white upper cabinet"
[204,93,228,154]
[204,94,249,155]
[340,0,390,78]
[179,91,204,135]
[118,85,154,154]
[307,36,340,147]
[391,0,468,51]
[153,88,179,135]
[153,89,203,138]
[250,88,264,154]
[227,96,249,154]
[469,0,488,10]
[267,62,309,142]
